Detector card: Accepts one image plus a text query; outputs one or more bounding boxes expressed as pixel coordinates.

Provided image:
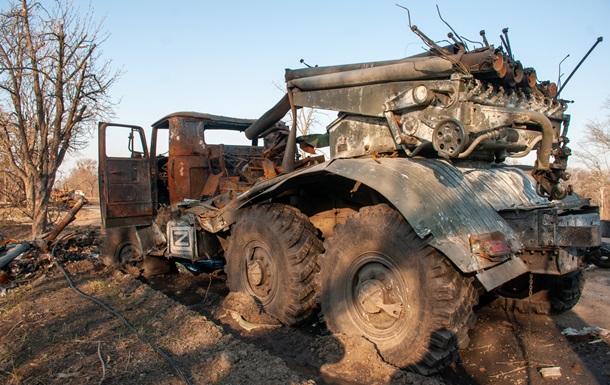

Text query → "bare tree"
[573,97,610,219]
[0,141,25,204]
[0,0,119,236]
[63,157,98,199]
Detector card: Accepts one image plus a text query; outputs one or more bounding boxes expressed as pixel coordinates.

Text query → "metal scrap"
[229,311,282,332]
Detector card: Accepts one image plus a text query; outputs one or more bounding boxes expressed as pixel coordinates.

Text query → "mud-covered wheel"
[226,203,323,326]
[102,227,143,269]
[320,204,477,375]
[492,270,585,314]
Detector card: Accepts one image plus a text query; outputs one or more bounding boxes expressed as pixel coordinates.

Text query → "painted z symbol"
[173,230,190,247]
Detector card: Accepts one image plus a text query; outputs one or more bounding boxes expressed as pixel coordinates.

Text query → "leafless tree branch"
[0,0,120,235]
[573,97,610,219]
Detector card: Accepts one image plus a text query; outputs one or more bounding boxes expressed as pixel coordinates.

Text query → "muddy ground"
[1,204,609,385]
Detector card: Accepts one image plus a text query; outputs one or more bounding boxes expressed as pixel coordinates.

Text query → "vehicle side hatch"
[99,123,153,228]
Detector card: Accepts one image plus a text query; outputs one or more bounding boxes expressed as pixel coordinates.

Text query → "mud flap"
[476,256,529,291]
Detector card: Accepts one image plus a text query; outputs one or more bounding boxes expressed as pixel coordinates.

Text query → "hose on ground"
[50,233,193,385]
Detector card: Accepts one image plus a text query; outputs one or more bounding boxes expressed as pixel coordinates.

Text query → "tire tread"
[226,203,323,325]
[321,204,477,375]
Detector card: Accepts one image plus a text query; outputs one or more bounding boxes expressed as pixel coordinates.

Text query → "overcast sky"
[16,0,610,173]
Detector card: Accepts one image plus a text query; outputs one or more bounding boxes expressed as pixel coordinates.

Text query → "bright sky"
[29,0,609,174]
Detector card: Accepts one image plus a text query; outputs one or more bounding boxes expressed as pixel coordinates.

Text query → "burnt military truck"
[99,26,600,374]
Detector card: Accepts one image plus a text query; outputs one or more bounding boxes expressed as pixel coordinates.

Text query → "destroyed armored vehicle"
[99,24,600,374]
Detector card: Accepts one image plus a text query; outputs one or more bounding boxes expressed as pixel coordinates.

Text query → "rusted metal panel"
[328,115,396,158]
[601,220,610,237]
[518,249,579,275]
[201,172,222,197]
[501,207,600,251]
[165,116,210,206]
[557,215,600,247]
[475,256,529,291]
[463,164,600,248]
[159,114,276,208]
[98,123,153,228]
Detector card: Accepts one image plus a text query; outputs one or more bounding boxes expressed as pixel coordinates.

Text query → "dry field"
[0,205,608,385]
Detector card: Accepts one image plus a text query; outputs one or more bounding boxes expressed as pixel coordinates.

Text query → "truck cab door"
[99,123,153,228]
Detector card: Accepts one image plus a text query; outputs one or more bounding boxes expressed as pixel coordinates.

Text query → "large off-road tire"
[552,270,585,312]
[226,203,324,326]
[491,270,585,314]
[320,204,477,375]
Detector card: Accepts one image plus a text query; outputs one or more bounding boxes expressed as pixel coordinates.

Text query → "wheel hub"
[355,263,403,321]
[247,260,263,285]
[118,244,141,263]
[358,279,385,313]
[244,245,275,299]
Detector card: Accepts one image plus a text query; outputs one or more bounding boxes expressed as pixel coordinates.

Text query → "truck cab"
[99,112,288,227]
[99,112,290,269]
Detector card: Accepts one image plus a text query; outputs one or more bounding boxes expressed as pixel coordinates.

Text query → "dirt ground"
[1,205,609,385]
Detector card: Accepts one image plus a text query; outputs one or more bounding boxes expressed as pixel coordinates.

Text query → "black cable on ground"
[50,234,193,385]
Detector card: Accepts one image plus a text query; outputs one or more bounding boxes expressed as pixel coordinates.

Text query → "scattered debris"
[561,326,610,341]
[0,242,30,269]
[539,366,562,379]
[229,311,282,332]
[51,188,89,208]
[0,197,90,288]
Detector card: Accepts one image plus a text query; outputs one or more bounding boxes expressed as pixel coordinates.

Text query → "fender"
[213,157,596,290]
[325,157,523,274]
[228,157,533,274]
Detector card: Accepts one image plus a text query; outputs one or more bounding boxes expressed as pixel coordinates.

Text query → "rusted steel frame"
[45,196,88,243]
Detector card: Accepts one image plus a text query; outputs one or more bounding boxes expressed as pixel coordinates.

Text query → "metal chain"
[526,273,534,357]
